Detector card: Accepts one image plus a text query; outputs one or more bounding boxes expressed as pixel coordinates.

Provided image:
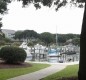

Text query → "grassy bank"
[41,64,79,80]
[0,63,50,80]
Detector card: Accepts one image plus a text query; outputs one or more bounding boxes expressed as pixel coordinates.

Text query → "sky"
[1,1,85,34]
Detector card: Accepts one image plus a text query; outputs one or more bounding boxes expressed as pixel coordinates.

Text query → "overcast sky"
[2,1,85,34]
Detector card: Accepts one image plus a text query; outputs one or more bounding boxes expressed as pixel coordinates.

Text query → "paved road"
[8,62,79,80]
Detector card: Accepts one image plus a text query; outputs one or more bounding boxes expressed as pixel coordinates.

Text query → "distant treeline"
[14,30,80,46]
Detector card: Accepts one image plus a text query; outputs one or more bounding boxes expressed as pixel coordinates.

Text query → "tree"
[0,18,2,30]
[0,0,9,14]
[78,3,86,80]
[40,32,54,46]
[0,0,86,79]
[53,33,80,45]
[14,31,23,40]
[57,35,66,45]
[72,38,80,46]
[18,0,86,80]
[0,0,11,38]
[22,30,39,39]
[14,30,39,41]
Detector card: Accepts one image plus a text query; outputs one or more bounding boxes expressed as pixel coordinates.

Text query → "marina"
[19,42,80,63]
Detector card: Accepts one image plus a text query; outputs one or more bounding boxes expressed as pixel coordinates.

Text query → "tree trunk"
[78,3,86,80]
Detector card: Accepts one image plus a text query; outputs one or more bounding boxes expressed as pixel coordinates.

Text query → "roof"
[2,29,15,34]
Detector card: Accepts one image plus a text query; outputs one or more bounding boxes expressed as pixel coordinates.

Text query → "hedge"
[0,46,27,64]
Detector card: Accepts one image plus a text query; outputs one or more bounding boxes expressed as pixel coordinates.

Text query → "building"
[31,44,48,61]
[2,29,15,40]
[60,44,80,62]
[19,41,80,63]
[19,43,48,61]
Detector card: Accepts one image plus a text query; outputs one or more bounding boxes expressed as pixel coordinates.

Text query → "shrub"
[0,46,27,64]
[3,38,12,43]
[0,41,5,46]
[11,42,21,47]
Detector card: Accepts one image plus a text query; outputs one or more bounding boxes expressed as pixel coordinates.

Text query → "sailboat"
[48,26,61,63]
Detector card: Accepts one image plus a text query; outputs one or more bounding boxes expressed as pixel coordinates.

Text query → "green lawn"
[0,63,50,80]
[41,64,79,80]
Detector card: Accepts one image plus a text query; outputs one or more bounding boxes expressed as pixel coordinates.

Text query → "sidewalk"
[8,62,79,80]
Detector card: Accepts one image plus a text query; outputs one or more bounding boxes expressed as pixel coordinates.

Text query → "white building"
[2,29,15,40]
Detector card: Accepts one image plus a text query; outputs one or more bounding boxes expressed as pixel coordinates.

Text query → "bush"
[3,38,12,43]
[0,46,27,64]
[11,42,21,47]
[0,41,5,46]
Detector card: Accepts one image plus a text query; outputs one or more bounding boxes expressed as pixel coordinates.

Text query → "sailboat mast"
[56,26,57,47]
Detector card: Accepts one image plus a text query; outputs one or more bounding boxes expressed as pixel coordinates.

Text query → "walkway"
[8,62,79,80]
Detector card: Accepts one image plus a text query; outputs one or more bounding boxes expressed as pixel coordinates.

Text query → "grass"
[0,63,50,80]
[41,64,79,80]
